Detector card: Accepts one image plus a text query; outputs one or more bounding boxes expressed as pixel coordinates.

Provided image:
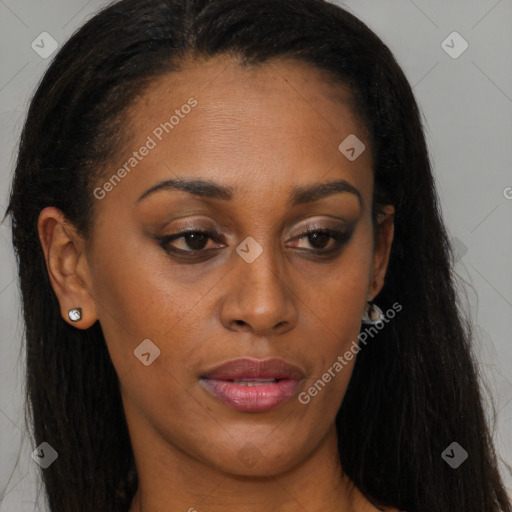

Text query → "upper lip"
[201,357,304,380]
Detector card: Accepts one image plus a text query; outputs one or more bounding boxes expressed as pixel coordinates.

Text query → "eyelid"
[159,214,351,234]
[289,218,353,237]
[172,224,217,234]
[158,216,354,241]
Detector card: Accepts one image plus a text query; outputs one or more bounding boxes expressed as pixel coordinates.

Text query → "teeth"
[233,382,272,386]
[234,378,277,382]
[232,379,278,386]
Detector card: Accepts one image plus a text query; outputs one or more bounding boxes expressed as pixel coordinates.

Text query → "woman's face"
[43,55,394,478]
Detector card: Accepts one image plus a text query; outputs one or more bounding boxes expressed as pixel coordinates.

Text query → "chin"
[199,440,306,477]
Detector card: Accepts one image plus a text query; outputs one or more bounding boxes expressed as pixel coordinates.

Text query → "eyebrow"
[136,177,363,209]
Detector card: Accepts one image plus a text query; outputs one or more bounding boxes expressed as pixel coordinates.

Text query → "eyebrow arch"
[288,179,362,209]
[136,177,363,208]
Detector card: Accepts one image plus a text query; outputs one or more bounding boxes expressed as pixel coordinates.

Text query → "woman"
[5,0,511,511]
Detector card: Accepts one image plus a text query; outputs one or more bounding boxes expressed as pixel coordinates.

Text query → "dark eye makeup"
[155,221,356,262]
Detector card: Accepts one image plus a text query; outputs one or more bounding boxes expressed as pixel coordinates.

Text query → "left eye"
[289,228,351,251]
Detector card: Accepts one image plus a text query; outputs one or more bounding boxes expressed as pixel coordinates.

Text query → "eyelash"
[156,225,353,260]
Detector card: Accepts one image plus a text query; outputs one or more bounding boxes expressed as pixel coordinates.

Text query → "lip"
[199,357,304,412]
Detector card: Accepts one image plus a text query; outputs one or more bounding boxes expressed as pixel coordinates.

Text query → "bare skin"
[38,55,397,512]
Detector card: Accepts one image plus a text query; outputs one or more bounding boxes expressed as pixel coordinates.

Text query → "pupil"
[186,233,208,250]
[309,232,330,249]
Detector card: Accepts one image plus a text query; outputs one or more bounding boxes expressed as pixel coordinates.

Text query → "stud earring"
[362,302,385,325]
[68,308,82,322]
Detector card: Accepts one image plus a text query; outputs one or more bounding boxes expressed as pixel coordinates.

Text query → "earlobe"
[368,204,395,300]
[37,207,98,329]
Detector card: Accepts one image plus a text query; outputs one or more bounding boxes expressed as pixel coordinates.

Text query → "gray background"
[1,0,511,509]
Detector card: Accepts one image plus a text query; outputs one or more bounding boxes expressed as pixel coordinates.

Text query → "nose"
[219,240,299,336]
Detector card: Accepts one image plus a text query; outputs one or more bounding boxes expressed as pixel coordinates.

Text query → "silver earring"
[362,302,385,325]
[68,308,82,322]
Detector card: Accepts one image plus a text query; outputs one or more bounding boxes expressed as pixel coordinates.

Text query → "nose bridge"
[220,232,298,333]
[237,234,287,303]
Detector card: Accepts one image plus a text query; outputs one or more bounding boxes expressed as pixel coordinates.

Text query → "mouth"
[199,358,304,412]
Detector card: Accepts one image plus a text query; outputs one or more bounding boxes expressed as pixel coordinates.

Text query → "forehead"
[96,55,373,211]
[131,54,367,143]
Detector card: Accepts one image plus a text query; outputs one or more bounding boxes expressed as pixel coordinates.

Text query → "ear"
[37,206,98,329]
[367,204,395,301]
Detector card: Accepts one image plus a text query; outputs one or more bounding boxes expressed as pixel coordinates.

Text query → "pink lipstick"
[199,357,304,412]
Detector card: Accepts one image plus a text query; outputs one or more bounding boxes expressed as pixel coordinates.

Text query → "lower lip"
[200,378,300,412]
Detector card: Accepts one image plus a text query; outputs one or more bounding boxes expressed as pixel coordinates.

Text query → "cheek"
[298,232,373,336]
[86,212,207,343]
[84,223,171,374]
[296,234,373,395]
[295,276,368,422]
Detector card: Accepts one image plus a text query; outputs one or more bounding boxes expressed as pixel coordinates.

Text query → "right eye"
[157,228,225,255]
